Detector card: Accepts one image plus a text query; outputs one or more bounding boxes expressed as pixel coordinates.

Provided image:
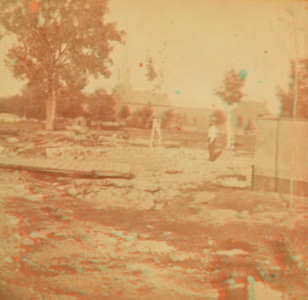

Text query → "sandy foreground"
[0,145,307,300]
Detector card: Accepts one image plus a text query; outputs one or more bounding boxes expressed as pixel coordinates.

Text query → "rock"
[66,186,81,197]
[6,137,19,143]
[109,179,134,188]
[109,187,127,197]
[22,237,34,246]
[0,145,6,154]
[124,189,143,202]
[216,249,248,257]
[214,177,250,188]
[5,257,13,263]
[29,231,46,239]
[190,192,216,205]
[140,234,150,239]
[131,179,160,192]
[24,193,45,201]
[153,202,165,211]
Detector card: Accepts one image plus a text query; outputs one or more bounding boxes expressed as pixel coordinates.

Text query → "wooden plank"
[122,164,130,174]
[90,161,99,172]
[77,161,89,173]
[0,156,131,178]
[112,163,119,173]
[82,161,94,173]
[117,163,123,173]
[106,162,112,172]
[57,160,73,171]
[49,160,65,170]
[37,159,53,169]
[83,161,96,173]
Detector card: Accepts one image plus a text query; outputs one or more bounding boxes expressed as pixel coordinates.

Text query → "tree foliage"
[138,104,153,129]
[245,119,255,134]
[127,111,141,128]
[145,56,158,82]
[237,116,243,129]
[0,0,124,130]
[277,60,308,119]
[86,89,116,122]
[119,105,130,121]
[57,76,87,119]
[210,110,226,126]
[161,109,174,129]
[174,113,189,128]
[213,68,246,106]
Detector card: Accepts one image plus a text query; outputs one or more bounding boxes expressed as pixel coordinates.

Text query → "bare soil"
[0,123,306,300]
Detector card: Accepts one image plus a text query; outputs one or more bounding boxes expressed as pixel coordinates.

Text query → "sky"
[0,0,308,115]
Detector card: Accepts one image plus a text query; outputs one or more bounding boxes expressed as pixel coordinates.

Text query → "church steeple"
[117,38,131,90]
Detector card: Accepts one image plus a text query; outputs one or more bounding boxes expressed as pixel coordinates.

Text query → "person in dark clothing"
[208,119,222,161]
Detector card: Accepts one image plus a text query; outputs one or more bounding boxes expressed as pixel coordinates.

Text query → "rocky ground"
[0,126,307,300]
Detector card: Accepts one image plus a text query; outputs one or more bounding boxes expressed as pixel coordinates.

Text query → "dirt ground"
[0,123,307,300]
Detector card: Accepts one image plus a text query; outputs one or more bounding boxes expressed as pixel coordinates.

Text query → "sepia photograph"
[0,0,307,299]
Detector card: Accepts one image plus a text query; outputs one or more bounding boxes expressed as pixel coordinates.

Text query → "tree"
[87,89,116,128]
[127,111,141,128]
[277,5,307,119]
[57,76,87,119]
[145,55,165,92]
[21,83,46,119]
[245,119,255,135]
[119,105,130,125]
[277,59,308,119]
[237,116,243,129]
[182,113,189,128]
[0,95,26,117]
[138,104,153,129]
[0,0,124,131]
[210,110,226,126]
[192,117,197,127]
[161,109,174,129]
[145,56,158,82]
[213,68,246,149]
[213,68,246,106]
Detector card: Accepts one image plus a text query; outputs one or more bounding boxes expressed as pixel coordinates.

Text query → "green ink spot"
[175,90,180,95]
[271,29,274,32]
[35,19,38,23]
[163,42,167,45]
[270,273,276,278]
[259,80,262,83]
[238,69,247,80]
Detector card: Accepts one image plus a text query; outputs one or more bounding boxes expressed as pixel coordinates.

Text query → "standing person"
[208,118,221,161]
[149,113,162,148]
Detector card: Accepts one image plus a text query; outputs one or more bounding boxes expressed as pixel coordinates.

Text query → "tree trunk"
[226,112,232,150]
[45,90,56,131]
[226,103,237,150]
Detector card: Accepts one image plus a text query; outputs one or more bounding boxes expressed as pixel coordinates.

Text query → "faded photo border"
[0,0,307,299]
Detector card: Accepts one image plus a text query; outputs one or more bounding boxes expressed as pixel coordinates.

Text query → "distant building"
[171,107,215,130]
[113,83,172,119]
[113,42,172,123]
[230,101,271,135]
[0,113,20,122]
